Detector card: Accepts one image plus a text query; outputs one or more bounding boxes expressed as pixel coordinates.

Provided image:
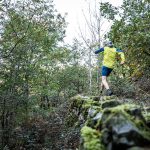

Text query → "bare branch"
[78,25,91,49]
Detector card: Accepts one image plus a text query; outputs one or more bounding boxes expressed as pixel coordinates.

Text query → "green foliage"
[57,65,88,98]
[110,75,135,97]
[0,1,91,148]
[0,0,67,148]
[99,0,150,98]
[110,64,136,97]
[65,112,79,127]
[100,2,119,20]
[101,0,150,77]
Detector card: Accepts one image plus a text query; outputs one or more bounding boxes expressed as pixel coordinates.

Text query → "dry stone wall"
[70,95,150,150]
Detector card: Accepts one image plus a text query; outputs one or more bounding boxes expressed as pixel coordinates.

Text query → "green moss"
[90,96,100,101]
[102,104,140,118]
[81,126,105,150]
[101,104,150,141]
[143,112,150,122]
[101,100,121,109]
[133,117,150,140]
[76,95,150,149]
[83,103,93,109]
[101,95,118,101]
[95,118,102,129]
[127,147,146,150]
[101,104,141,125]
[111,103,138,111]
[70,95,100,110]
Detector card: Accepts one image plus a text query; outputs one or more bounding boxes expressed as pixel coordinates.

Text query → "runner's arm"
[116,49,125,64]
[95,47,104,54]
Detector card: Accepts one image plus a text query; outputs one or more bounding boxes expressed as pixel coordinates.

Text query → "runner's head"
[107,41,113,47]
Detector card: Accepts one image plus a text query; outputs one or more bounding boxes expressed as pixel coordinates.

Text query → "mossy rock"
[100,105,150,149]
[70,95,97,119]
[70,95,92,108]
[79,94,150,150]
[101,104,149,132]
[80,126,105,150]
[87,106,102,118]
[90,106,102,111]
[91,96,100,101]
[86,107,101,128]
[143,113,150,128]
[127,146,150,150]
[87,108,97,118]
[82,100,100,112]
[86,112,102,129]
[100,95,118,101]
[85,99,100,106]
[145,107,150,112]
[101,100,121,109]
[78,94,150,150]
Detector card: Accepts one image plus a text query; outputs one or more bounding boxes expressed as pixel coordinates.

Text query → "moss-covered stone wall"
[70,95,150,150]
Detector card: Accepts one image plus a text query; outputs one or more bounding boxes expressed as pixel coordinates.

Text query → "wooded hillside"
[0,0,149,149]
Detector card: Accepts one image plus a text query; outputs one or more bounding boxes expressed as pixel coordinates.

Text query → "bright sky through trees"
[54,0,123,44]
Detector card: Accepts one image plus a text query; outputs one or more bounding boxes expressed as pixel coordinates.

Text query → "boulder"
[101,105,150,150]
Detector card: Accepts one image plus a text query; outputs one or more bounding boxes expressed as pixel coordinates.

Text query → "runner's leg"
[102,76,109,90]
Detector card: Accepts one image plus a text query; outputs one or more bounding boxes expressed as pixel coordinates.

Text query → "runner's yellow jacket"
[95,46,125,69]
